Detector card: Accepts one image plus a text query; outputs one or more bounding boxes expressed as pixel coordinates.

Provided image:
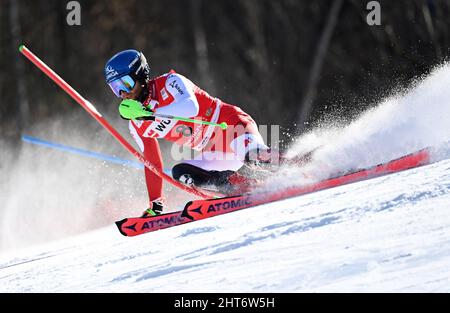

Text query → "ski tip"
[115,219,129,236]
[18,44,25,53]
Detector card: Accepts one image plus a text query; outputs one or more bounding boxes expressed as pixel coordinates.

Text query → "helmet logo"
[135,63,144,75]
[129,55,140,68]
[105,65,119,80]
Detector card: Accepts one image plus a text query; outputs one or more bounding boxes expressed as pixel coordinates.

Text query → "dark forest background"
[1,0,450,146]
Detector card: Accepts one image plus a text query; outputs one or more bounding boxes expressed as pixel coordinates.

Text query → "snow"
[0,157,449,292]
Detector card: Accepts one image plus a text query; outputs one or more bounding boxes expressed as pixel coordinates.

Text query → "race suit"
[128,70,268,204]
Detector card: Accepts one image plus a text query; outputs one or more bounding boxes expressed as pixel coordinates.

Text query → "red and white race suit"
[128,70,268,204]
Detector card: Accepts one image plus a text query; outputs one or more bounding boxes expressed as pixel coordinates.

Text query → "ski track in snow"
[0,158,449,292]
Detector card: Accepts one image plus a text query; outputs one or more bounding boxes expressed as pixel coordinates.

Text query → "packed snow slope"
[0,63,450,292]
[0,157,449,292]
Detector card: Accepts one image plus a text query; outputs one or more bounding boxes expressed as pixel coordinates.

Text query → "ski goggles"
[108,75,136,97]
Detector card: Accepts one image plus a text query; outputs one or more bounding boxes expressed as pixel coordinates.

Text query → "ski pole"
[119,99,228,129]
[19,45,218,199]
[22,135,144,170]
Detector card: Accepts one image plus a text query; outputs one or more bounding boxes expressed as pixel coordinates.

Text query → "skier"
[104,49,275,216]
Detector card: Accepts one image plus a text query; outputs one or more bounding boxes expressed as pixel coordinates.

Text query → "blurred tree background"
[1,0,449,147]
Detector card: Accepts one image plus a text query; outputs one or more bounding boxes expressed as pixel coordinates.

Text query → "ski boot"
[141,200,164,218]
[172,163,238,195]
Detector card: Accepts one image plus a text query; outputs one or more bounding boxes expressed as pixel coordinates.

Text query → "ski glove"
[119,99,155,121]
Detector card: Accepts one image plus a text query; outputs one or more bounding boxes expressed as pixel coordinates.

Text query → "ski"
[114,195,253,237]
[116,147,432,236]
[183,146,431,219]
[115,211,191,236]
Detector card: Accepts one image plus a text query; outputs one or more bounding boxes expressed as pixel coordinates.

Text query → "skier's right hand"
[119,99,155,121]
[135,106,156,121]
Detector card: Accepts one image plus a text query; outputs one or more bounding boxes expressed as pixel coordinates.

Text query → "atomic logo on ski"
[125,223,137,232]
[190,206,203,216]
[183,195,254,221]
[116,212,193,236]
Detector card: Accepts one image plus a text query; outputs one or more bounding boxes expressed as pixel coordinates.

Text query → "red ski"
[183,147,430,220]
[115,212,191,236]
[116,147,431,236]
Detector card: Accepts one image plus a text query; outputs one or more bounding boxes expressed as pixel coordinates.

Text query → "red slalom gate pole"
[19,45,215,199]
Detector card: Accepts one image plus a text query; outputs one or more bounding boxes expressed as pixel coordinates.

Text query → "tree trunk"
[9,0,29,135]
[422,2,442,60]
[297,0,343,132]
[190,0,215,94]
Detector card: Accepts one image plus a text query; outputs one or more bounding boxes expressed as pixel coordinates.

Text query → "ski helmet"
[104,49,151,86]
